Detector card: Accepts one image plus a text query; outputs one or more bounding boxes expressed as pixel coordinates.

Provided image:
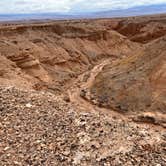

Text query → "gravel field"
[0,86,165,165]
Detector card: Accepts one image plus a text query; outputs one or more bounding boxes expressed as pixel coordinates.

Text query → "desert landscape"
[0,14,166,165]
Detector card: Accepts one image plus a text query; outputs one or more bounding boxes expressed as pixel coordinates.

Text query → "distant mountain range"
[0,4,166,21]
[0,13,73,21]
[91,4,166,18]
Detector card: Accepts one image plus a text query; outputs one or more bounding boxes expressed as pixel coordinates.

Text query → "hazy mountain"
[0,13,74,21]
[0,4,166,21]
[91,4,166,18]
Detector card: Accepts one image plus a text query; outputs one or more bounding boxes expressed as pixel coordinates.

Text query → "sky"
[0,0,166,14]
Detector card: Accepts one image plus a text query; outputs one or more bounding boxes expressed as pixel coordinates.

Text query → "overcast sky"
[0,0,166,14]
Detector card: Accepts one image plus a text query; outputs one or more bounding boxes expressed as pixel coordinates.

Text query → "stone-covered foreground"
[0,86,165,165]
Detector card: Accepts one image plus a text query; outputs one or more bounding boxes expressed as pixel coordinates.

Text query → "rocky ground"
[0,86,166,165]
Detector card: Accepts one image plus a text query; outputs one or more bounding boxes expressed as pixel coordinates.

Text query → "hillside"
[86,37,166,125]
[0,20,142,93]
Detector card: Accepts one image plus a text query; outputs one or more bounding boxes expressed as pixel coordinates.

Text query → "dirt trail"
[68,59,125,119]
[68,59,166,130]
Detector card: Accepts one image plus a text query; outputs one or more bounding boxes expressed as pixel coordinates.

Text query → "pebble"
[25,103,32,108]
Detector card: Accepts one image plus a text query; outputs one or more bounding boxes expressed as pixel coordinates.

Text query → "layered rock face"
[0,15,165,113]
[0,21,141,91]
[0,15,165,114]
[85,17,166,126]
[89,37,166,113]
[113,14,166,43]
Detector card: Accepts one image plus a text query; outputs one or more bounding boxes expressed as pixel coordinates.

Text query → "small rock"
[4,146,10,151]
[63,96,70,102]
[80,89,86,98]
[25,103,32,108]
